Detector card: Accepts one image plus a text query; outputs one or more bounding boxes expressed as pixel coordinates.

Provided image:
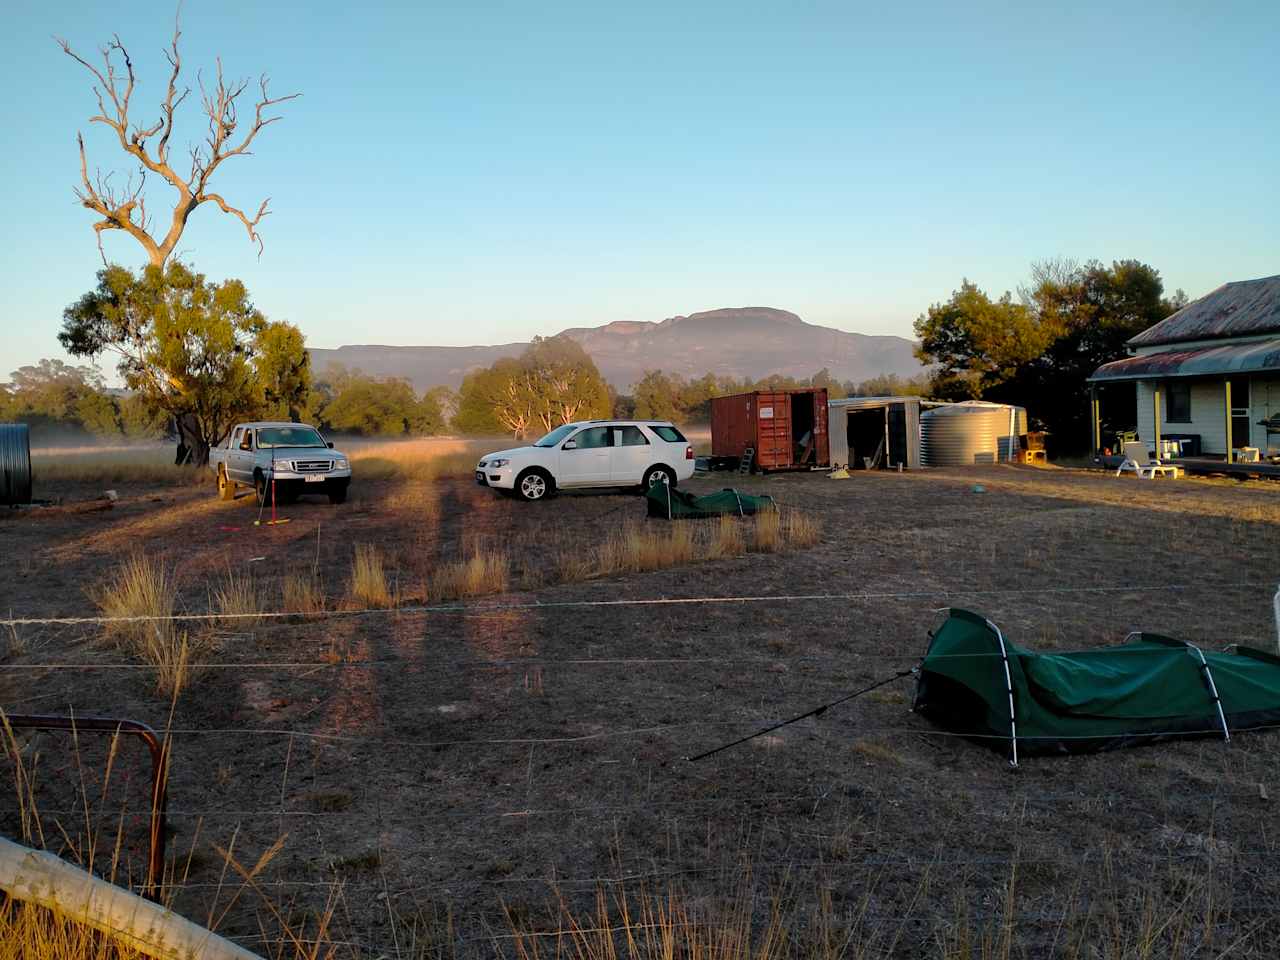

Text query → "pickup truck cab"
[210,421,352,505]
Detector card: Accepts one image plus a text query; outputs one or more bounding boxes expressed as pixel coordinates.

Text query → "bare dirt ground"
[4,458,1280,957]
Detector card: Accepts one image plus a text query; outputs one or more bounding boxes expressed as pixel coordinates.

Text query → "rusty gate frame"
[2,713,170,900]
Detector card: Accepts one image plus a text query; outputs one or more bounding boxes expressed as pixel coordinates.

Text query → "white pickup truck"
[209,421,352,505]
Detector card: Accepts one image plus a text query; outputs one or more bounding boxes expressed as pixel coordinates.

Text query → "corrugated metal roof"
[828,395,921,409]
[1128,274,1280,347]
[1089,338,1280,382]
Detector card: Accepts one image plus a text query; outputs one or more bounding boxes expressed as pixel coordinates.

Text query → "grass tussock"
[211,568,260,624]
[92,552,178,650]
[0,896,153,960]
[349,544,392,608]
[598,521,697,575]
[144,628,201,698]
[750,508,782,552]
[707,514,745,559]
[782,509,822,548]
[431,550,510,601]
[282,572,326,614]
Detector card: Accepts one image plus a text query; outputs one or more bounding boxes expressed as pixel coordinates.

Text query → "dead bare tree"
[57,15,299,266]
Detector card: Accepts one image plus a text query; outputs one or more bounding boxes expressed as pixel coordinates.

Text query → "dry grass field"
[4,442,1280,958]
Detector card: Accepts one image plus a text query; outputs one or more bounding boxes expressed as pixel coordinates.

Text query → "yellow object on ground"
[827,468,850,479]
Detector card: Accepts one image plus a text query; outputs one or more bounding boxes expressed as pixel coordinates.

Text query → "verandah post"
[1153,383,1162,455]
[1225,379,1233,461]
[1090,383,1101,456]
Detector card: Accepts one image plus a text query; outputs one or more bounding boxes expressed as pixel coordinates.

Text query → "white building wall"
[1135,379,1228,455]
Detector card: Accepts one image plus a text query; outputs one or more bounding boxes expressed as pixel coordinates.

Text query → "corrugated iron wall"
[0,423,32,505]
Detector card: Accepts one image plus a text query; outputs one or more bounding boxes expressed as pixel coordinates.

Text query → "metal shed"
[710,389,830,471]
[828,397,922,470]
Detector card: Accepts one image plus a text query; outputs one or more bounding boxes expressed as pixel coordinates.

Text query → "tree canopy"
[454,337,611,438]
[59,261,310,464]
[915,260,1186,451]
[315,366,450,437]
[914,281,1054,400]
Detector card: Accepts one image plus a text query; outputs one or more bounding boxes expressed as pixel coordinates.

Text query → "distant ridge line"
[309,306,922,391]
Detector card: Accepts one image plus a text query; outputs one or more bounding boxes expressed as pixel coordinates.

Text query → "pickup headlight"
[335,458,349,470]
[488,458,510,468]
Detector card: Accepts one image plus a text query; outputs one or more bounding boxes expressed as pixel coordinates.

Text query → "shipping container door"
[813,392,829,466]
[756,392,791,468]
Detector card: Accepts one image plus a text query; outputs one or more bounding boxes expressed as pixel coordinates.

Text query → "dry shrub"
[432,550,510,601]
[212,569,260,624]
[783,509,822,548]
[282,572,325,614]
[349,544,392,607]
[750,508,782,552]
[93,552,177,651]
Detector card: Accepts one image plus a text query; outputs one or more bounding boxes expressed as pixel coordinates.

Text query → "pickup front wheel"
[217,466,235,501]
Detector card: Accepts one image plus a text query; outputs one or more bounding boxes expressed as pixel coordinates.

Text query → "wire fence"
[4,578,1280,954]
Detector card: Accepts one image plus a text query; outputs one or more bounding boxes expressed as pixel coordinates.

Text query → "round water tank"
[0,423,32,505]
[921,403,1027,466]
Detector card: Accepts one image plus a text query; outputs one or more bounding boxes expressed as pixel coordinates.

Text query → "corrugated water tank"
[921,402,1027,466]
[0,423,32,505]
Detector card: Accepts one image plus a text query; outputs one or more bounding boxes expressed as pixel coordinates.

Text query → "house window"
[1166,382,1191,423]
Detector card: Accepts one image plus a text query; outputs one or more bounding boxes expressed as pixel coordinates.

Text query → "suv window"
[650,425,686,443]
[616,425,649,447]
[240,430,254,451]
[570,426,612,449]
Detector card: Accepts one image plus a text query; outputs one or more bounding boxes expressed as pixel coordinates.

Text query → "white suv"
[476,421,695,501]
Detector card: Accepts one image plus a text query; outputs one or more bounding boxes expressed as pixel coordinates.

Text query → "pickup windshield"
[257,426,327,449]
[533,424,577,447]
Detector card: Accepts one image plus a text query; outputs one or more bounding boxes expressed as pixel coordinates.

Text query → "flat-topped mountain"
[309,307,921,391]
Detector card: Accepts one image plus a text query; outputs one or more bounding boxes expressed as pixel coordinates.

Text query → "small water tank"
[0,423,33,505]
[921,402,1027,466]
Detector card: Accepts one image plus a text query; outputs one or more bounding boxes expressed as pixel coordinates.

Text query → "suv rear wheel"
[516,468,553,502]
[643,465,675,490]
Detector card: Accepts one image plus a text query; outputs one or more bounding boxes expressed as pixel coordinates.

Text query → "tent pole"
[986,617,1019,767]
[1187,643,1230,742]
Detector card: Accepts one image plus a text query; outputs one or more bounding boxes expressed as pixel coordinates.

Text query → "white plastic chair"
[1115,441,1178,479]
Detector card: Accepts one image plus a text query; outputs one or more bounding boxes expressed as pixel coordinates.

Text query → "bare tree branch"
[199,192,269,256]
[58,16,298,266]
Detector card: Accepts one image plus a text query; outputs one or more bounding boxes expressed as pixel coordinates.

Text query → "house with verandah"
[1088,274,1280,462]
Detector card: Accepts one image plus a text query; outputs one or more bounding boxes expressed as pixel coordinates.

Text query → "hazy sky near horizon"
[1,0,1277,379]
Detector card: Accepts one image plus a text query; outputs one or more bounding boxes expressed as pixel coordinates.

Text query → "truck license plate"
[305,475,325,483]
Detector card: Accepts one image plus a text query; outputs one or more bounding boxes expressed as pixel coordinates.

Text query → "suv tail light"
[685,446,694,460]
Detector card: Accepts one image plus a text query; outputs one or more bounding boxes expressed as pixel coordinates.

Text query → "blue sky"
[2,0,1277,380]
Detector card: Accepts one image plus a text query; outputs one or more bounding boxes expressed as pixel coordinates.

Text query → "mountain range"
[308,307,922,392]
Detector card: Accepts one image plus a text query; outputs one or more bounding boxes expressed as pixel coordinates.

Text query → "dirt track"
[4,463,1280,955]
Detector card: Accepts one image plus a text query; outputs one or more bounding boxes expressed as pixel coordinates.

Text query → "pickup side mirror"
[562,440,578,450]
[327,441,335,449]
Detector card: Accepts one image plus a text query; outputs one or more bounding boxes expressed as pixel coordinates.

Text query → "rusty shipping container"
[710,389,830,471]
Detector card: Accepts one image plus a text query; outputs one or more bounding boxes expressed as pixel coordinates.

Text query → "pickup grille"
[292,460,333,473]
